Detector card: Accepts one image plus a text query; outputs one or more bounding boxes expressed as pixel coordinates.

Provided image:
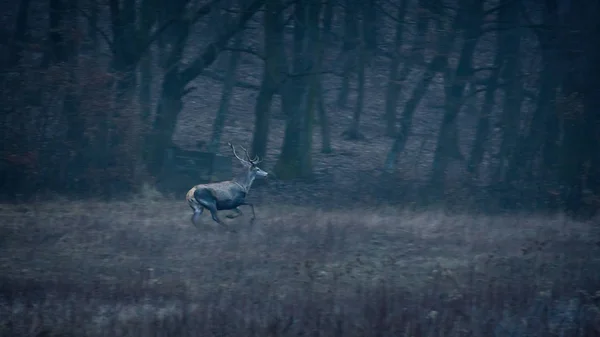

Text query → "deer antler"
[229,143,261,164]
[228,143,247,163]
[237,145,260,164]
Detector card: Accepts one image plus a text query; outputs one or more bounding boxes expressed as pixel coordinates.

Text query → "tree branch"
[135,0,219,64]
[201,69,260,90]
[222,47,265,60]
[179,0,265,86]
[287,69,340,78]
[75,7,115,53]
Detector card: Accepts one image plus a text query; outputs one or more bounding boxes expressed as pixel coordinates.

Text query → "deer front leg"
[226,208,243,219]
[241,202,256,222]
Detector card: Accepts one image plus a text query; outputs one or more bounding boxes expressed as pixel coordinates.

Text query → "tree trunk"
[43,0,69,67]
[342,45,366,140]
[383,0,409,137]
[558,93,585,213]
[148,71,185,175]
[362,0,377,52]
[110,0,138,102]
[108,0,140,194]
[503,49,559,194]
[139,52,153,122]
[556,0,600,214]
[322,0,334,36]
[84,0,98,53]
[384,13,461,171]
[210,31,244,152]
[466,59,502,181]
[138,0,157,123]
[316,78,332,153]
[274,0,319,179]
[336,0,358,108]
[7,0,31,67]
[297,0,322,176]
[250,0,285,160]
[414,0,432,63]
[429,0,482,189]
[493,0,523,183]
[41,0,85,192]
[383,0,432,137]
[315,0,333,153]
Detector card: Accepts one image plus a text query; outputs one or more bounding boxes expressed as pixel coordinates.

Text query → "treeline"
[0,0,598,215]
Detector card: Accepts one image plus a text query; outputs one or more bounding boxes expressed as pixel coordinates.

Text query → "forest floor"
[1,199,599,336]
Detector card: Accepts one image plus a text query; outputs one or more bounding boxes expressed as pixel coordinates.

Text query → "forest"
[1,0,598,214]
[0,0,599,336]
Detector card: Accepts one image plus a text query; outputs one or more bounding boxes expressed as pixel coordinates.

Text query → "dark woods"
[1,0,599,216]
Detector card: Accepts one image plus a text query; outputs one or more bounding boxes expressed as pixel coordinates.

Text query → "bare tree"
[362,0,377,52]
[493,0,525,184]
[382,0,439,137]
[429,0,483,190]
[384,7,461,171]
[83,0,99,53]
[138,0,159,122]
[502,3,557,186]
[342,31,367,140]
[466,56,502,181]
[336,0,358,108]
[555,1,600,212]
[7,0,32,67]
[314,0,333,153]
[383,0,409,137]
[146,0,265,176]
[274,0,320,179]
[210,30,245,152]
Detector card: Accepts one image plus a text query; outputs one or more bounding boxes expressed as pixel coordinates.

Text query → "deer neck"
[233,169,256,194]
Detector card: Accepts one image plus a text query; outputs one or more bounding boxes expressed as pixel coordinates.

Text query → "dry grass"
[0,195,599,336]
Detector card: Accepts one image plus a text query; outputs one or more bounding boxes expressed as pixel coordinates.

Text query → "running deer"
[186,143,268,231]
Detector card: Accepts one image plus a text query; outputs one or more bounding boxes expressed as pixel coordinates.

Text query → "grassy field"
[0,196,599,336]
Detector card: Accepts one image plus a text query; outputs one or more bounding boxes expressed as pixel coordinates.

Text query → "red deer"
[186,143,268,231]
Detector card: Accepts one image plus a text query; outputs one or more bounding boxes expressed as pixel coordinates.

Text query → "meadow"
[1,195,599,336]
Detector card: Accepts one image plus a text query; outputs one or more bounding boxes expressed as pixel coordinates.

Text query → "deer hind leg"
[207,206,237,233]
[193,189,236,232]
[190,207,204,227]
[188,196,205,227]
[198,200,236,232]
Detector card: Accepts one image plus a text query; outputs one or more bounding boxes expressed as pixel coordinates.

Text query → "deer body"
[186,143,267,231]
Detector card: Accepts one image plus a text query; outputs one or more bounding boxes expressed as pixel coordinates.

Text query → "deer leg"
[194,190,236,233]
[190,207,204,227]
[226,208,243,219]
[205,204,236,233]
[242,202,256,222]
